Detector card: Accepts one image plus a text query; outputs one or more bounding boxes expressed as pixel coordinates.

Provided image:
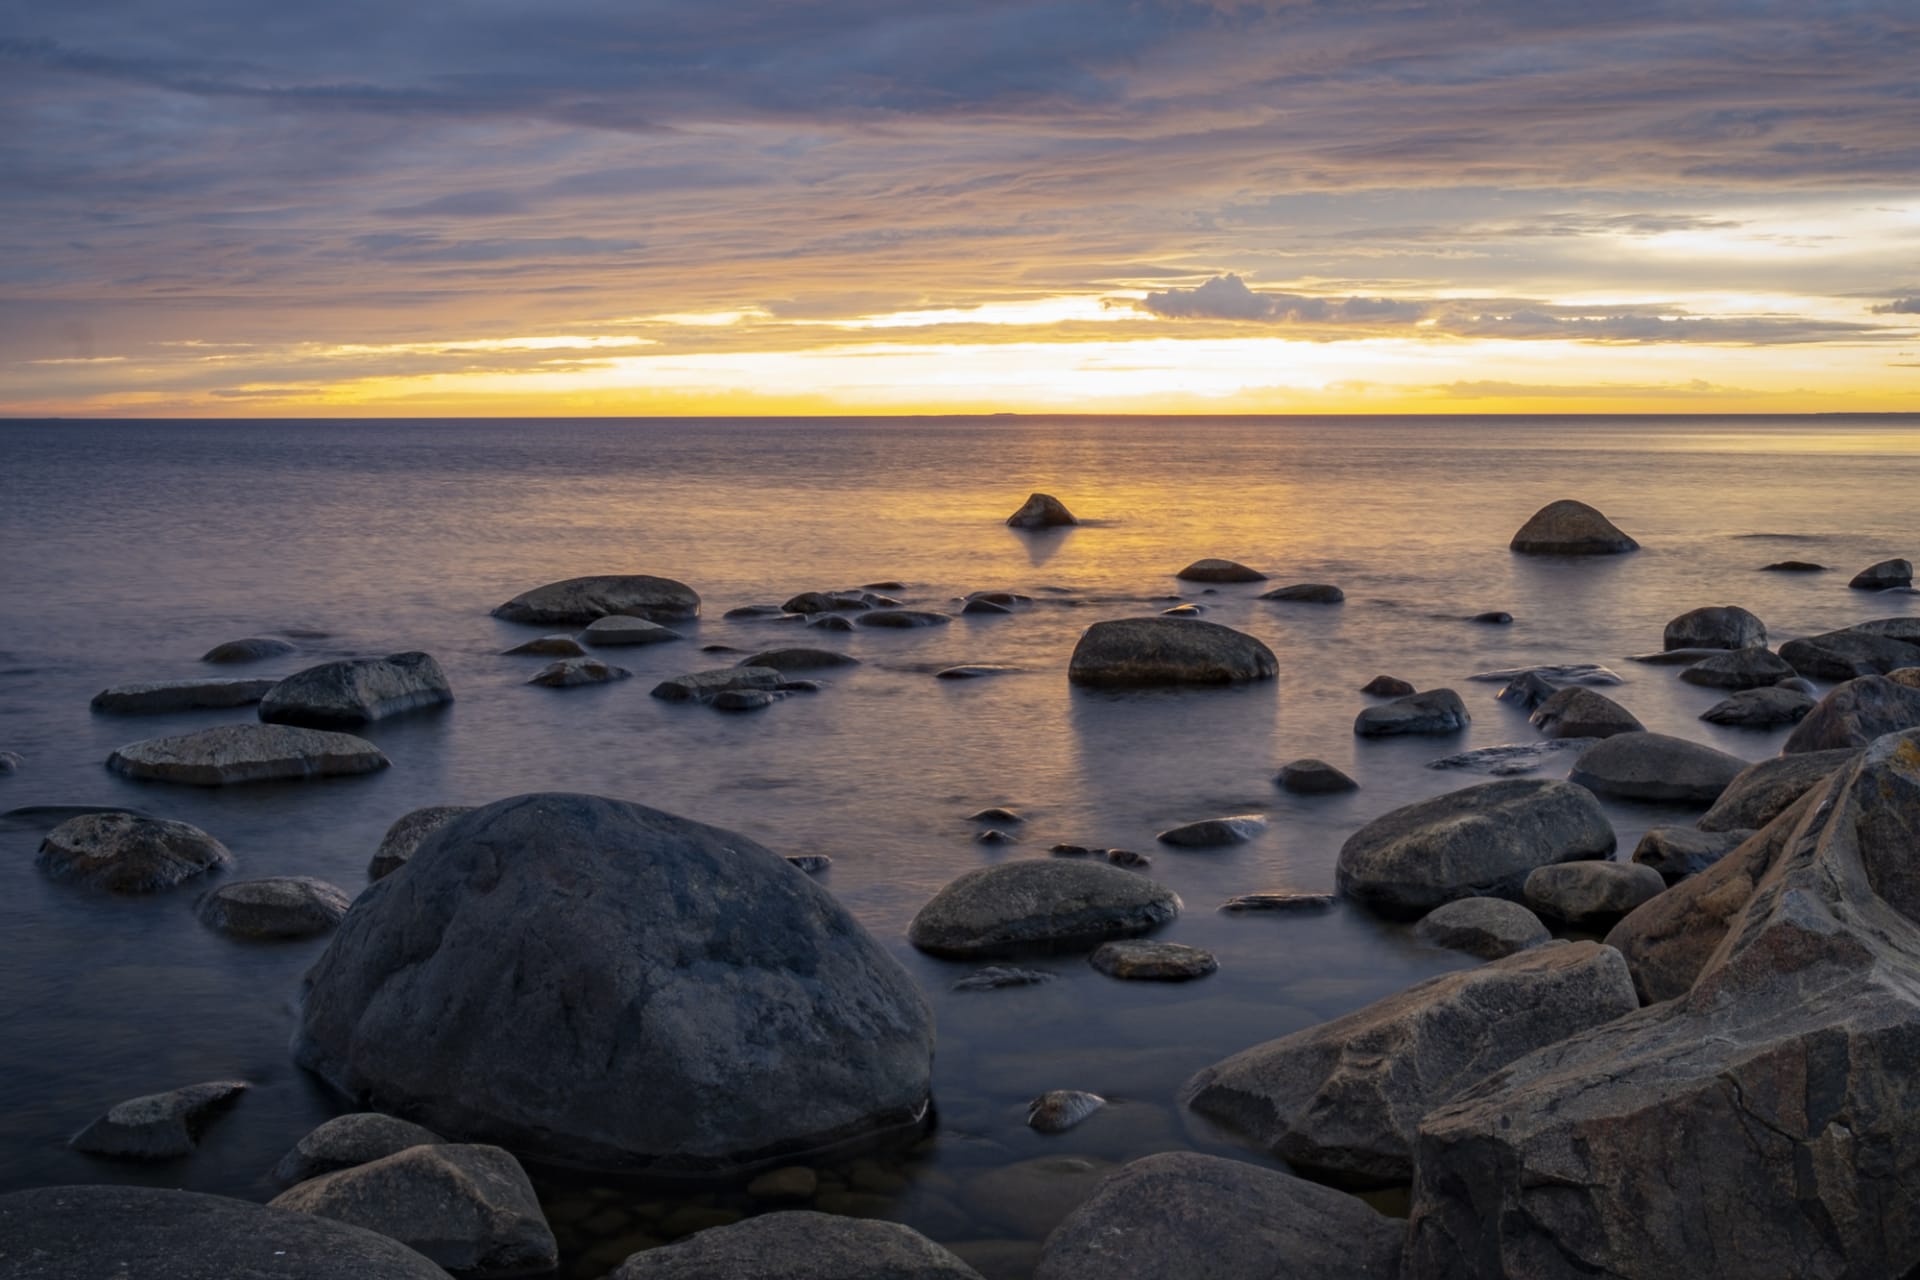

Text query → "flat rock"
[952,966,1055,992]
[1568,732,1747,805]
[275,1113,446,1185]
[198,876,351,939]
[1336,777,1615,918]
[1426,739,1597,777]
[1631,825,1753,881]
[501,634,585,657]
[856,609,952,628]
[1761,560,1826,572]
[526,657,630,686]
[1662,605,1765,651]
[1677,646,1795,689]
[650,665,782,702]
[962,598,1012,615]
[581,615,682,646]
[1778,628,1920,681]
[610,1211,984,1279]
[201,636,298,663]
[1628,648,1722,666]
[936,664,1020,679]
[1700,685,1813,726]
[1414,897,1550,959]
[1467,663,1622,685]
[259,653,452,727]
[1697,747,1857,831]
[1354,688,1469,737]
[369,804,474,880]
[70,1081,248,1158]
[1275,758,1357,793]
[491,575,700,625]
[1176,558,1266,583]
[1260,582,1344,603]
[1028,1090,1106,1134]
[714,689,779,710]
[1007,493,1077,529]
[1851,616,1920,643]
[1528,686,1642,738]
[1067,617,1277,687]
[1496,671,1558,708]
[1088,940,1217,981]
[1181,942,1635,1185]
[1849,556,1913,589]
[1360,675,1414,697]
[1523,861,1665,925]
[107,725,392,786]
[1782,674,1920,752]
[1509,499,1638,554]
[1218,892,1336,914]
[38,812,232,891]
[91,677,278,715]
[908,859,1180,958]
[740,647,860,673]
[1156,814,1266,848]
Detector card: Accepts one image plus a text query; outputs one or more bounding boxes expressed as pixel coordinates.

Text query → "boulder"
[1260,582,1344,603]
[581,616,681,647]
[1414,897,1550,959]
[952,966,1055,992]
[962,598,1012,615]
[1360,674,1415,697]
[369,805,474,880]
[1782,675,1920,752]
[1851,616,1920,643]
[1156,814,1266,847]
[0,1185,446,1279]
[781,590,868,614]
[1337,778,1615,919]
[1181,942,1635,1185]
[1088,940,1217,981]
[1699,686,1813,727]
[37,813,232,891]
[1218,892,1336,914]
[855,609,952,628]
[1426,740,1595,776]
[198,877,351,939]
[1028,1090,1106,1134]
[91,677,278,715]
[500,634,584,657]
[908,859,1180,957]
[201,636,298,663]
[1778,628,1920,681]
[526,657,629,687]
[650,666,783,702]
[1408,731,1920,1279]
[274,1113,446,1185]
[609,1211,984,1279]
[1508,499,1638,554]
[1662,605,1765,651]
[70,1080,248,1158]
[808,614,854,631]
[1469,663,1622,686]
[1495,670,1559,709]
[1677,646,1796,690]
[1698,747,1856,831]
[108,724,388,786]
[1523,861,1665,925]
[936,664,1019,679]
[1033,1151,1402,1280]
[1176,558,1266,583]
[1471,610,1513,625]
[741,648,860,673]
[1630,825,1752,881]
[269,1144,555,1279]
[258,653,451,727]
[1275,758,1357,794]
[1007,493,1077,529]
[491,575,700,625]
[1568,733,1747,805]
[1528,687,1642,739]
[1761,560,1826,572]
[1067,618,1277,687]
[1353,688,1469,737]
[1895,667,1920,689]
[1849,557,1913,589]
[294,794,934,1174]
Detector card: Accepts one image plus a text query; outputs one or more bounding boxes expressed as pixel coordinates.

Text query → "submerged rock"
[1761,560,1826,572]
[1677,646,1795,690]
[500,634,584,657]
[1414,897,1550,959]
[1509,500,1638,554]
[649,666,783,702]
[274,1113,445,1186]
[782,590,870,614]
[1275,758,1357,794]
[368,805,474,880]
[1631,825,1753,882]
[108,724,389,786]
[961,598,1012,615]
[1426,739,1596,776]
[1089,940,1217,981]
[1697,747,1856,831]
[1360,674,1415,697]
[1028,1090,1106,1134]
[70,1081,248,1159]
[1353,688,1469,737]
[1567,732,1747,805]
[198,877,351,939]
[581,615,681,647]
[491,575,700,625]
[1260,582,1344,603]
[1782,674,1920,752]
[908,860,1180,957]
[740,647,859,673]
[1219,892,1336,913]
[1007,493,1078,529]
[1700,686,1813,727]
[1779,628,1920,681]
[1156,814,1266,847]
[808,614,855,632]
[91,677,278,715]
[1848,556,1913,590]
[1176,558,1266,583]
[37,813,232,892]
[936,664,1020,680]
[1523,861,1665,925]
[201,636,298,664]
[1067,618,1277,687]
[855,609,952,628]
[713,689,779,711]
[1471,610,1513,624]
[952,966,1055,992]
[1662,605,1765,651]
[526,657,630,687]
[1528,686,1642,739]
[258,653,452,727]
[609,1211,984,1280]
[0,751,19,776]
[1496,670,1559,708]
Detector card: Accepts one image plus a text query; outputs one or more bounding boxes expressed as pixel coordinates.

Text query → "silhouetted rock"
[491,575,700,625]
[1662,605,1765,651]
[1177,559,1267,583]
[936,664,1019,679]
[1509,500,1638,554]
[201,636,297,663]
[37,813,232,891]
[1360,675,1414,697]
[70,1081,248,1158]
[258,653,452,727]
[1761,560,1826,572]
[1529,687,1642,738]
[107,724,388,785]
[1414,897,1549,959]
[1470,610,1512,625]
[855,609,952,628]
[1782,675,1920,752]
[1067,618,1277,687]
[1354,688,1469,737]
[1007,493,1077,529]
[908,860,1180,957]
[1568,733,1747,805]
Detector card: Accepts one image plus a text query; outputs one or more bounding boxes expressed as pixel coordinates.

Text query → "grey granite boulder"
[1414,897,1550,959]
[581,615,682,646]
[1181,942,1635,1185]
[0,1185,446,1279]
[1176,558,1266,583]
[1260,582,1344,603]
[908,859,1180,957]
[1275,758,1357,794]
[1007,493,1077,529]
[1067,618,1277,687]
[294,794,933,1174]
[610,1211,984,1279]
[1156,814,1266,847]
[369,805,474,880]
[1568,733,1747,805]
[70,1080,248,1158]
[1034,1151,1402,1280]
[259,653,452,727]
[1778,628,1920,681]
[1630,825,1752,881]
[1523,861,1665,926]
[739,647,860,673]
[1353,688,1469,737]
[650,665,783,702]
[1782,675,1920,752]
[1849,557,1913,590]
[1697,747,1857,831]
[1089,940,1217,981]
[269,1144,555,1279]
[91,677,278,715]
[107,724,389,785]
[1662,605,1765,651]
[1336,778,1615,919]
[274,1113,446,1185]
[1509,499,1637,554]
[526,657,630,687]
[37,812,232,891]
[491,574,700,625]
[198,876,351,939]
[201,636,298,663]
[1700,686,1814,727]
[1677,646,1796,690]
[1528,686,1642,739]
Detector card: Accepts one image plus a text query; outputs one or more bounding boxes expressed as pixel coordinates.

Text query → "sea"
[2,414,1917,1275]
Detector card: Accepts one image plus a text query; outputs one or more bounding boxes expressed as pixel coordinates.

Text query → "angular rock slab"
[1034,1151,1402,1280]
[909,859,1180,957]
[609,1211,985,1279]
[108,724,389,786]
[259,652,452,727]
[1354,688,1469,737]
[1567,732,1746,805]
[275,1112,446,1185]
[37,812,232,892]
[198,876,351,939]
[91,677,278,715]
[295,794,933,1174]
[0,1185,446,1279]
[1181,942,1635,1185]
[70,1080,248,1158]
[581,615,681,646]
[491,574,700,625]
[1067,617,1277,688]
[1408,729,1920,1280]
[1007,492,1077,529]
[1509,499,1638,554]
[1782,674,1920,753]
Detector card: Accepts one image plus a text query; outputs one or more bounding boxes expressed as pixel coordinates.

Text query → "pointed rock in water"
[1354,688,1469,737]
[785,853,832,873]
[1360,674,1414,697]
[501,634,584,657]
[974,827,1018,845]
[1275,758,1357,794]
[1677,645,1795,689]
[1177,558,1267,583]
[201,636,298,663]
[1068,617,1277,687]
[1260,582,1344,603]
[1508,499,1638,554]
[1090,940,1217,981]
[1028,1090,1106,1134]
[1782,675,1920,752]
[581,615,682,647]
[738,647,858,673]
[1761,559,1827,572]
[908,859,1180,957]
[1523,861,1665,926]
[71,1081,249,1158]
[608,1211,984,1280]
[1495,670,1559,709]
[1662,605,1766,651]
[1414,897,1550,959]
[1778,628,1920,680]
[1700,685,1814,727]
[107,724,388,786]
[526,657,630,687]
[1219,892,1336,913]
[275,1113,446,1186]
[1630,825,1753,882]
[1697,747,1857,831]
[91,677,278,715]
[197,877,351,939]
[369,804,474,880]
[1528,686,1643,739]
[952,965,1055,992]
[258,652,452,727]
[1849,556,1913,590]
[1007,492,1078,529]
[969,806,1022,823]
[491,574,700,625]
[1469,662,1623,685]
[38,813,232,892]
[649,665,782,702]
[1157,814,1267,847]
[1426,739,1596,776]
[1568,732,1747,805]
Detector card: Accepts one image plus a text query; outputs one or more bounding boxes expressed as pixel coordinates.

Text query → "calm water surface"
[2,415,1917,1274]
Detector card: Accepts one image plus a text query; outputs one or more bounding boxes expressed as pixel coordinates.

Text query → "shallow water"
[2,415,1917,1273]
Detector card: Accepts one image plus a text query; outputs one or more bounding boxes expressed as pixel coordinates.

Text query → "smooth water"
[2,415,1917,1274]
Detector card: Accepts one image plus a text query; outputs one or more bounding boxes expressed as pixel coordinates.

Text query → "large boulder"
[294,794,933,1174]
[91,677,278,715]
[1033,1151,1402,1280]
[69,1080,249,1158]
[198,876,351,939]
[1067,618,1276,688]
[490,574,700,625]
[1662,605,1765,651]
[1699,686,1813,727]
[908,860,1180,957]
[1849,557,1913,590]
[1677,646,1795,690]
[1778,629,1920,681]
[107,724,389,785]
[1567,733,1747,805]
[259,653,452,727]
[1354,688,1469,737]
[1782,675,1920,752]
[1407,730,1920,1279]
[1180,942,1635,1185]
[1007,493,1077,529]
[1528,687,1642,739]
[1852,616,1920,643]
[1697,747,1857,831]
[37,812,232,891]
[1336,778,1615,919]
[0,1185,446,1279]
[1509,500,1638,554]
[610,1211,984,1279]
[1176,558,1266,583]
[274,1113,446,1185]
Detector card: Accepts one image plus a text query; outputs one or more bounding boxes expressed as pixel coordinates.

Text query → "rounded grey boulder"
[1697,748,1857,831]
[1779,629,1920,681]
[500,634,584,657]
[609,1211,985,1279]
[1089,939,1217,981]
[1568,732,1748,805]
[908,859,1180,957]
[1354,688,1469,737]
[1415,897,1550,959]
[1509,500,1638,554]
[491,574,700,625]
[1176,558,1266,583]
[38,812,232,892]
[259,653,452,727]
[274,1113,445,1185]
[294,793,933,1174]
[1662,605,1765,651]
[1276,758,1358,794]
[1678,646,1795,690]
[1528,687,1642,739]
[198,876,351,939]
[1523,861,1666,925]
[1007,492,1077,529]
[1067,618,1277,687]
[201,636,298,663]
[1260,582,1344,603]
[1700,686,1814,727]
[108,724,389,786]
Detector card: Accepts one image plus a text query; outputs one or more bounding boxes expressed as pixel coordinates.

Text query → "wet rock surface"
[527,657,630,687]
[1275,758,1357,793]
[1567,732,1747,805]
[1353,688,1469,737]
[1631,825,1753,881]
[909,859,1180,957]
[107,724,389,785]
[258,652,453,727]
[1700,685,1813,726]
[197,876,351,939]
[1848,556,1913,590]
[1697,747,1857,831]
[1661,605,1765,651]
[201,636,299,663]
[1782,674,1920,752]
[581,616,682,647]
[274,1113,446,1185]
[368,804,474,880]
[1175,558,1266,583]
[1509,499,1638,554]
[1528,686,1643,738]
[1677,645,1796,689]
[1088,939,1217,981]
[1006,492,1077,529]
[1155,814,1266,847]
[1523,860,1665,925]
[91,677,278,714]
[1414,896,1550,959]
[1260,582,1344,603]
[37,812,232,891]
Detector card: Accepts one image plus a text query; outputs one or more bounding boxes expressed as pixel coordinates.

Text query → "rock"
[1508,499,1638,554]
[1495,670,1559,709]
[1007,493,1077,529]
[1156,814,1266,847]
[90,677,278,715]
[1360,675,1414,697]
[1033,1151,1403,1280]
[908,859,1180,957]
[1778,675,1818,694]
[1677,646,1796,689]
[1523,861,1665,925]
[1699,686,1814,727]
[1218,892,1336,913]
[723,604,784,619]
[973,827,1017,845]
[294,794,934,1174]
[1027,1090,1106,1134]
[0,750,19,775]
[1176,559,1266,583]
[785,853,832,873]
[1337,778,1614,919]
[1778,628,1920,680]
[952,966,1055,992]
[936,665,1019,679]
[1631,825,1753,881]
[1181,942,1635,1185]
[258,653,452,727]
[1662,605,1766,651]
[1105,848,1151,869]
[526,657,630,687]
[1848,556,1913,589]
[1354,688,1469,737]
[1160,603,1204,616]
[1468,663,1623,686]
[1089,940,1217,981]
[1275,758,1357,794]
[107,724,388,785]
[1761,560,1826,572]
[1528,686,1643,738]
[1568,732,1747,805]
[1850,616,1920,643]
[713,689,779,710]
[1067,618,1277,687]
[1698,747,1855,831]
[1782,674,1920,752]
[969,806,1022,823]
[964,591,1030,608]
[962,598,1012,615]
[0,1185,447,1279]
[966,1156,1116,1239]
[198,876,351,939]
[37,813,232,891]
[1414,897,1550,959]
[781,590,869,614]
[1,803,144,830]
[581,616,682,647]
[740,648,859,673]
[501,634,585,657]
[1408,731,1920,1278]
[1426,739,1597,776]
[491,575,700,626]
[856,610,952,628]
[809,614,855,632]
[369,805,474,880]
[201,636,299,663]
[269,1143,556,1279]
[746,1166,819,1201]
[275,1113,446,1185]
[70,1081,248,1158]
[609,1211,984,1279]
[650,665,783,702]
[1260,582,1344,603]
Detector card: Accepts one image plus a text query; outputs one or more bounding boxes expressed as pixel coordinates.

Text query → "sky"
[2,0,1918,417]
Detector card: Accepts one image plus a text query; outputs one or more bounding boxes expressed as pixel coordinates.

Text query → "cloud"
[1437,378,1754,399]
[1873,298,1920,315]
[1138,275,1426,323]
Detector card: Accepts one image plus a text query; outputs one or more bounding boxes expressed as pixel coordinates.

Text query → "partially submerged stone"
[1067,618,1277,687]
[1778,628,1920,681]
[1360,674,1414,697]
[491,574,700,625]
[1848,556,1913,590]
[1567,732,1747,805]
[1495,670,1559,709]
[368,805,474,880]
[1700,686,1813,727]
[1353,688,1469,737]
[1007,493,1077,529]
[1509,500,1638,554]
[198,876,351,939]
[854,609,952,628]
[1176,558,1267,583]
[1528,686,1642,739]
[649,666,782,702]
[1156,814,1266,848]
[1414,897,1550,959]
[609,1211,984,1280]
[1275,758,1357,794]
[258,653,452,727]
[201,636,298,663]
[526,657,630,687]
[1089,940,1217,981]
[1781,674,1920,752]
[500,634,584,657]
[908,859,1180,957]
[1219,892,1336,914]
[1677,646,1795,690]
[70,1081,248,1159]
[37,813,232,892]
[91,677,278,715]
[1425,739,1595,776]
[1662,605,1765,651]
[1468,662,1622,686]
[738,647,860,673]
[1697,747,1856,831]
[274,1113,446,1185]
[1260,582,1344,603]
[581,615,682,646]
[1028,1090,1106,1134]
[1523,861,1665,926]
[108,724,389,786]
